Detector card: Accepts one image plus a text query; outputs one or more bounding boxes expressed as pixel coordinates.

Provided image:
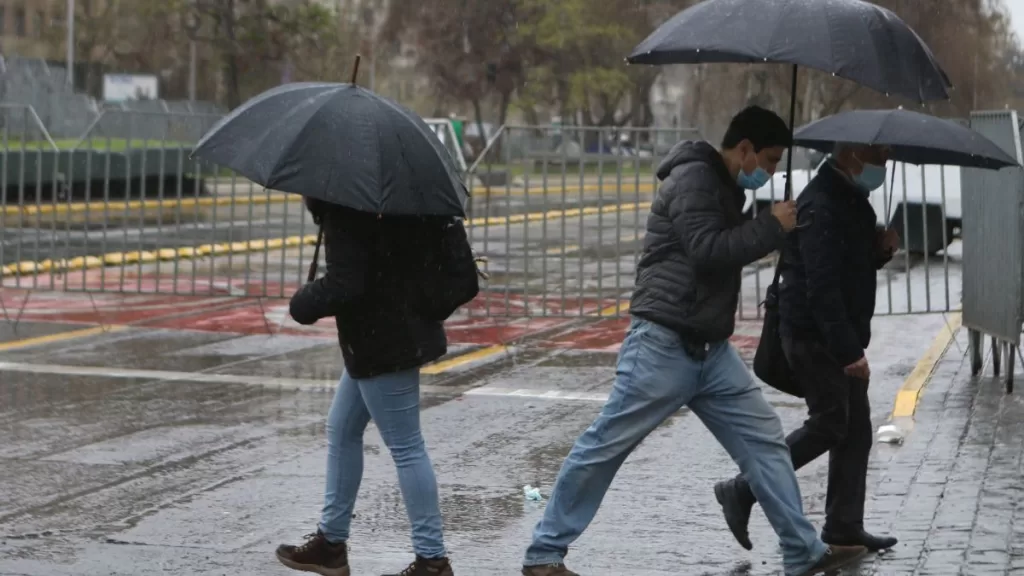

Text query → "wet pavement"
[0,295,976,576]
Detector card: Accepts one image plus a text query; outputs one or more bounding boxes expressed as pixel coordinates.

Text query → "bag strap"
[307,224,324,283]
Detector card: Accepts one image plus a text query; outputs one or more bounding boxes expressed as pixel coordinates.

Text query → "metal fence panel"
[2,117,964,321]
[961,110,1024,345]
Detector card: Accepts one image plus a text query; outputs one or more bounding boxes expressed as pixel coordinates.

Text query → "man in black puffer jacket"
[276,201,455,576]
[522,106,866,576]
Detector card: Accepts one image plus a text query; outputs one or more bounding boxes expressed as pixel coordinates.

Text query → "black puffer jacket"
[778,161,891,367]
[629,141,786,343]
[288,205,447,379]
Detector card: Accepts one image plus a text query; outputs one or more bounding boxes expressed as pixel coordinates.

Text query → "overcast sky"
[1007,0,1024,44]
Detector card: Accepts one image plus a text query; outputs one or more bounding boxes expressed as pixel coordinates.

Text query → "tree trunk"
[220,0,242,109]
[471,97,486,161]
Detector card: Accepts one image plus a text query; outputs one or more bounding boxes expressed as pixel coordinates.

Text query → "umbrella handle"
[307,225,324,283]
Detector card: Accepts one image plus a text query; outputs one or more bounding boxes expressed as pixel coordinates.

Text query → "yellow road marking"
[0,324,128,352]
[420,344,508,375]
[598,301,631,317]
[891,312,962,419]
[544,232,643,256]
[2,201,652,278]
[2,182,657,218]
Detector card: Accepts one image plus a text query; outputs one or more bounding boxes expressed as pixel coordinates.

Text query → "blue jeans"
[524,319,827,575]
[319,368,446,559]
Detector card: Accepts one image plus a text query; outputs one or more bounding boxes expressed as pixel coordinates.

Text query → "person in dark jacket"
[714,143,900,554]
[520,106,866,576]
[275,199,454,576]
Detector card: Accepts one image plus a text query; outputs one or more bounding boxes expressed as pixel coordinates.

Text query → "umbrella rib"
[261,88,347,189]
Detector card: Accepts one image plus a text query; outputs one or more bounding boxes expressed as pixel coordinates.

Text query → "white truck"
[744,158,962,255]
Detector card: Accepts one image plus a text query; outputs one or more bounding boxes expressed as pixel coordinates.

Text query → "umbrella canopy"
[627,0,952,103]
[793,109,1020,170]
[193,82,468,217]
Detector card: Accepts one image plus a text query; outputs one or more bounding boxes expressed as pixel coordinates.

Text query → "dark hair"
[720,105,792,152]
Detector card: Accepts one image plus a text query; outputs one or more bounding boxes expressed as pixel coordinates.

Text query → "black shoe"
[822,529,898,552]
[797,545,868,576]
[521,564,579,576]
[275,530,350,576]
[714,477,755,550]
[382,556,453,576]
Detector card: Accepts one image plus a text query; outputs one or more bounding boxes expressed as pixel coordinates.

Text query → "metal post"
[188,40,197,101]
[66,0,75,88]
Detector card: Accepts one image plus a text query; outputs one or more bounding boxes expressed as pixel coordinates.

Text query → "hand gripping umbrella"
[626,0,953,397]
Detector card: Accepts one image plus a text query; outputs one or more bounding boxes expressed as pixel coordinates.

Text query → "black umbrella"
[627,0,952,103]
[192,82,468,218]
[793,109,1020,170]
[625,0,952,399]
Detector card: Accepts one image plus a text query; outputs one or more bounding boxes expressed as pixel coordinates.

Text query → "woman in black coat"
[275,198,454,576]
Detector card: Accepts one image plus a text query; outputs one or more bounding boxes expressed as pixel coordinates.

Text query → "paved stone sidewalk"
[852,329,1024,575]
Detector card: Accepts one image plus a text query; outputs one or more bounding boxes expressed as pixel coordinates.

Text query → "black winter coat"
[288,206,447,379]
[778,161,892,367]
[629,141,787,343]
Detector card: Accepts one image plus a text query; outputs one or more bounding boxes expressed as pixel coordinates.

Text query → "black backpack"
[415,217,481,321]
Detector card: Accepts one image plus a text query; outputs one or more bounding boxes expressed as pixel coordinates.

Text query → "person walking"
[714,143,900,554]
[275,199,465,576]
[520,106,867,576]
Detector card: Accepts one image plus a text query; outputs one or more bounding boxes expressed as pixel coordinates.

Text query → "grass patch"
[0,138,194,151]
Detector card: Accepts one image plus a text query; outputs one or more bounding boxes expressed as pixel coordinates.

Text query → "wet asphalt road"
[0,310,960,576]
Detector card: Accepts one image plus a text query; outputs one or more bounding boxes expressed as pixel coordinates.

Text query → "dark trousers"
[782,335,873,534]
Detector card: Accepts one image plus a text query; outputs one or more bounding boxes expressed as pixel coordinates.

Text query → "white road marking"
[463,386,610,402]
[0,361,441,394]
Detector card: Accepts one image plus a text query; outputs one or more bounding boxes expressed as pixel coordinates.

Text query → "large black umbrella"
[625,0,952,398]
[793,108,1020,170]
[192,82,468,218]
[627,0,952,103]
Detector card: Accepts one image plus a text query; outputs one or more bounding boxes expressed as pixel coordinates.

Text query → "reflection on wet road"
[0,309,949,576]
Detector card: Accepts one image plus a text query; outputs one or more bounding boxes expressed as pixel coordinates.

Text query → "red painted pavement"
[0,286,763,352]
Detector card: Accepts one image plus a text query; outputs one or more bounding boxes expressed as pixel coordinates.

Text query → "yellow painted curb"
[420,344,508,375]
[1,182,656,218]
[2,202,651,279]
[598,301,631,317]
[0,324,129,352]
[891,312,962,419]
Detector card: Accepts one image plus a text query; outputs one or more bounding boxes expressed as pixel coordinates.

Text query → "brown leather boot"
[275,530,350,576]
[382,555,454,576]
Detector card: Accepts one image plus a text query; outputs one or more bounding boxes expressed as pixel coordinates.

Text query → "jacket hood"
[657,140,733,184]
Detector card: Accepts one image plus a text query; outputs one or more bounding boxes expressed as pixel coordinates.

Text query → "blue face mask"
[737,166,771,190]
[853,162,886,194]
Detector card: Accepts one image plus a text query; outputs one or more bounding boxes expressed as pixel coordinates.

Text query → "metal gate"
[2,112,962,320]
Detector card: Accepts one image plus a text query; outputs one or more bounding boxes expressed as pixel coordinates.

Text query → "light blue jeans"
[319,368,446,559]
[524,319,827,575]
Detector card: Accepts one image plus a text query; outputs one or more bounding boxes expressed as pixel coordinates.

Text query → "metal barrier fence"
[1,112,962,321]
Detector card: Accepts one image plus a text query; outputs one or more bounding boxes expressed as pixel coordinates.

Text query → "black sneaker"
[275,530,349,576]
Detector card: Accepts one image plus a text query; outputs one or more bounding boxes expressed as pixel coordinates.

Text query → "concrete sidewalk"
[852,325,1024,575]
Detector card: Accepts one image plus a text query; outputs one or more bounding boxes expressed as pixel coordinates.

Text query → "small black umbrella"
[192,82,468,218]
[627,0,952,103]
[793,109,1020,170]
